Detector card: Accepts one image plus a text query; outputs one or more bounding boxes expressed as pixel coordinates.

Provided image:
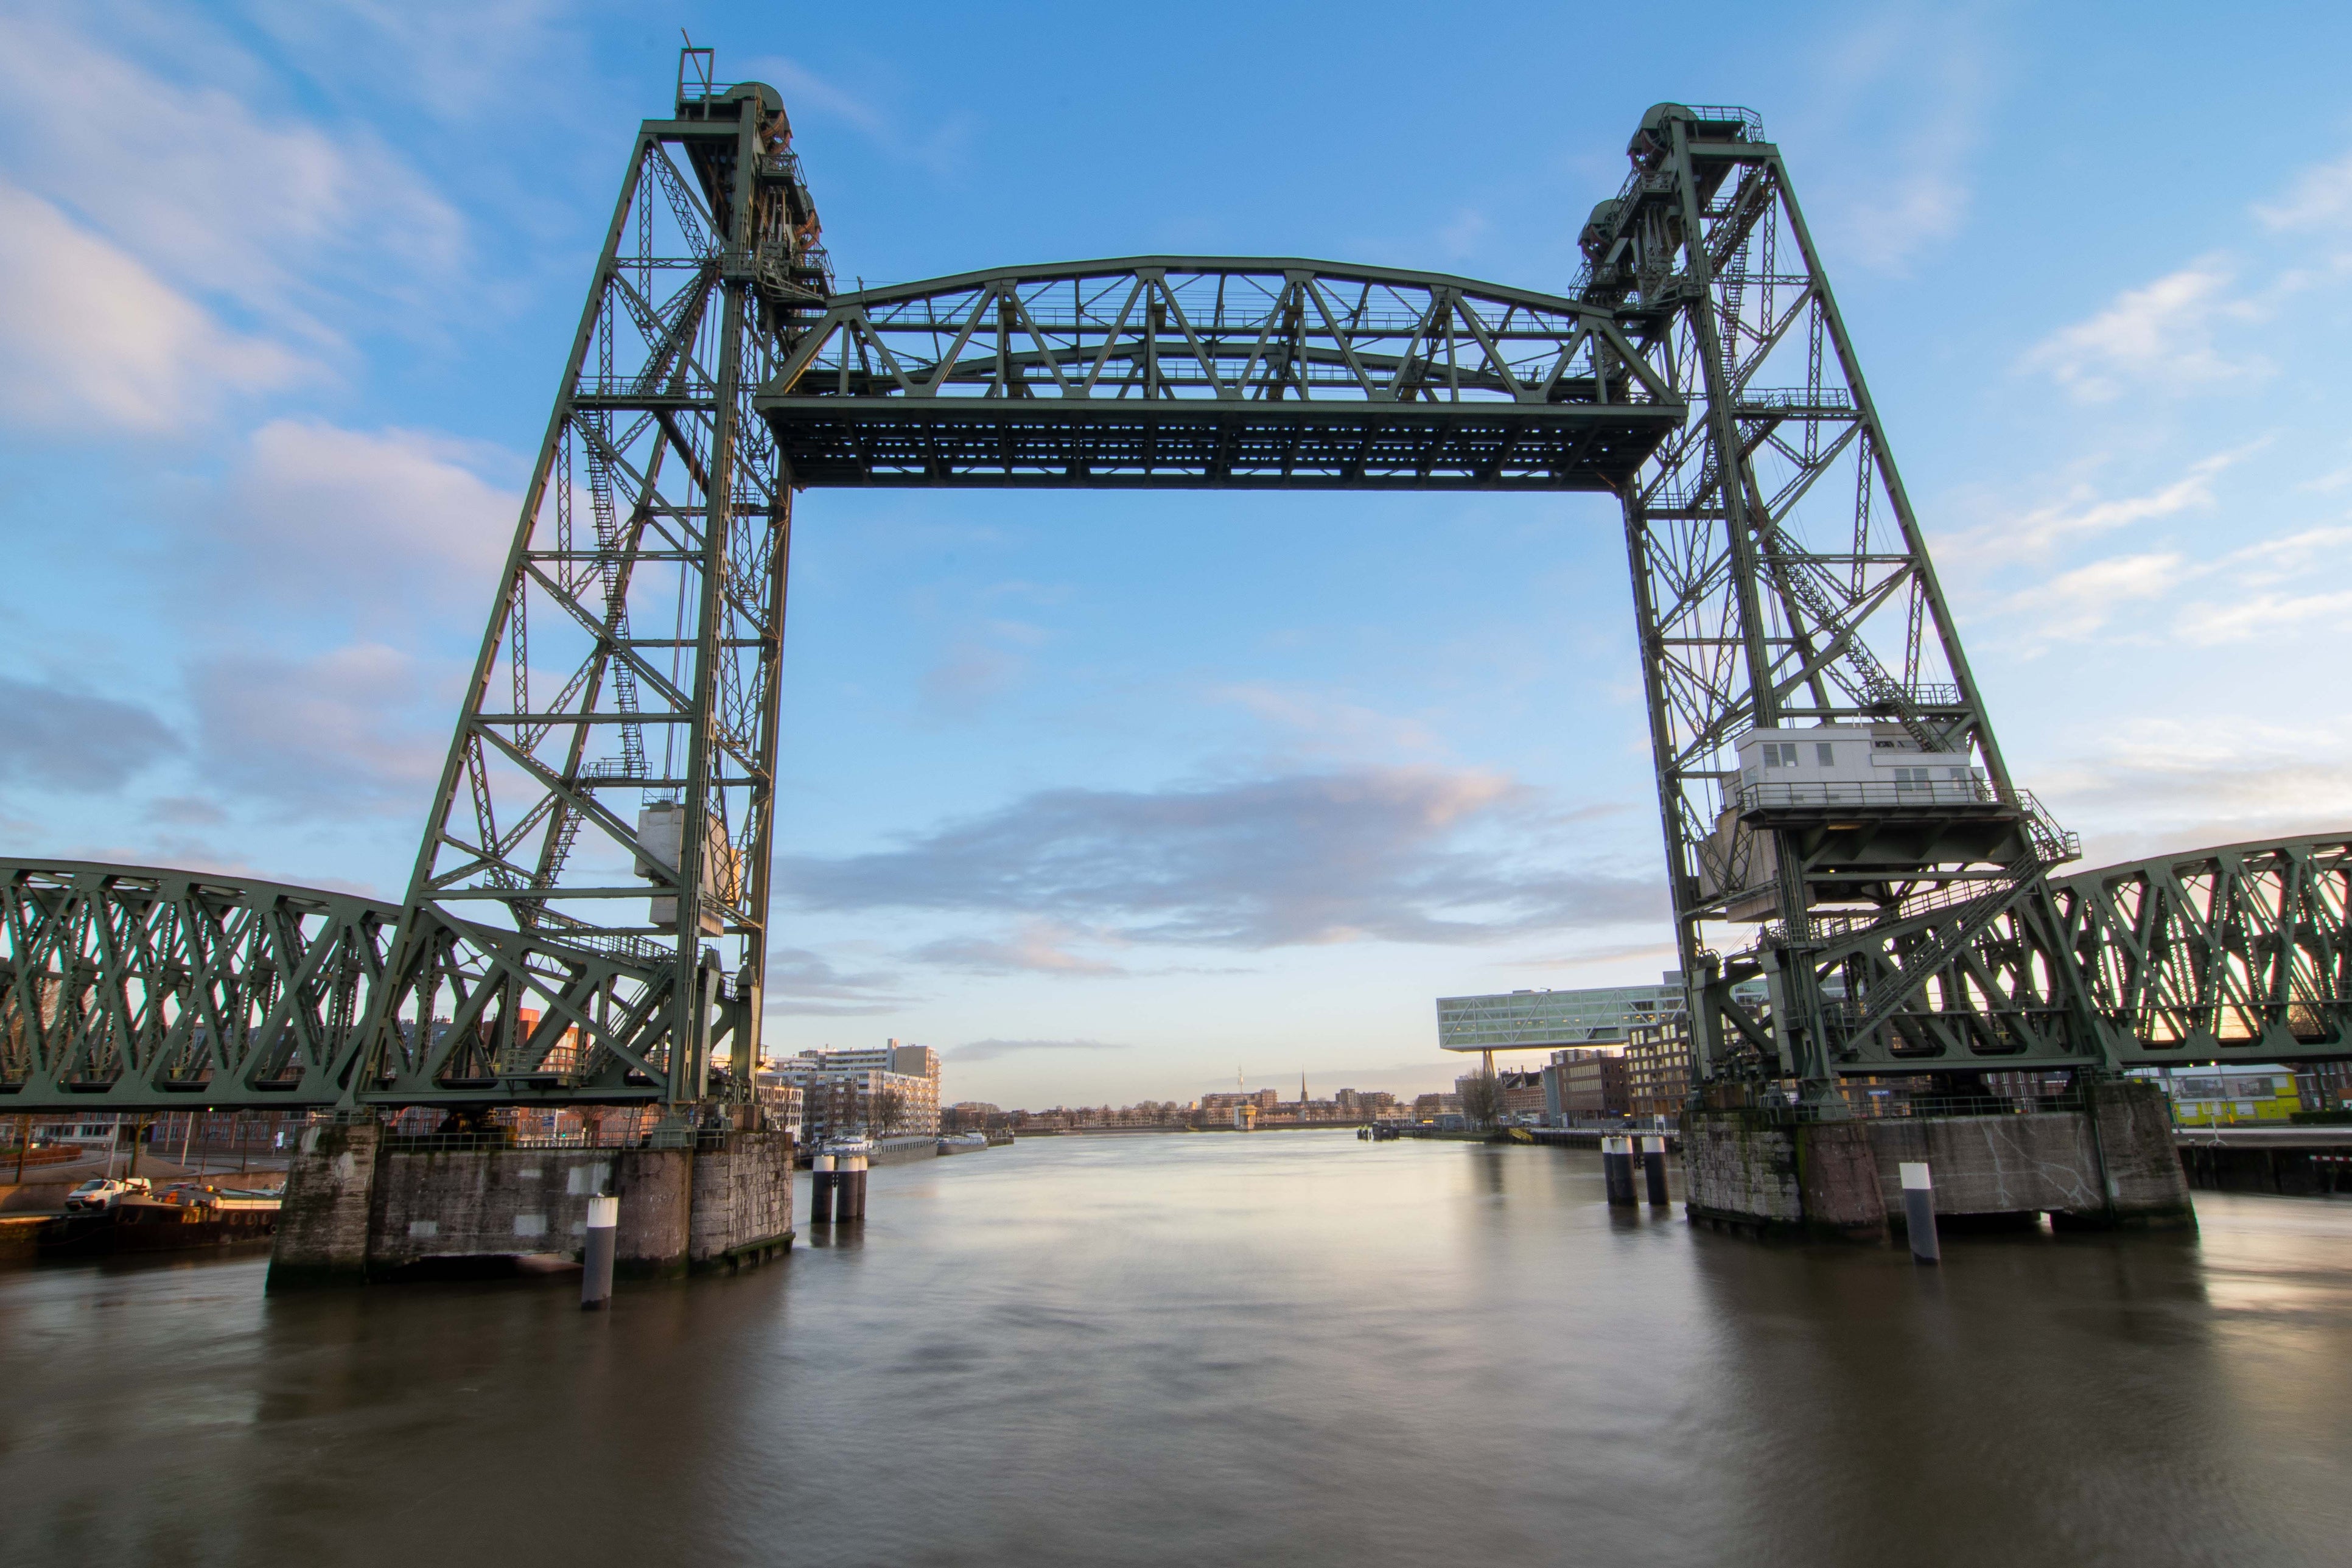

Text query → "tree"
[1458,1071,1502,1130]
[871,1087,908,1139]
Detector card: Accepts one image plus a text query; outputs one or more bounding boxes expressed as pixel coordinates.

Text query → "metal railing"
[1679,105,1766,139]
[1738,777,2012,812]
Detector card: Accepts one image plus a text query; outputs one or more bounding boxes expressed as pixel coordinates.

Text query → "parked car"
[63,1177,150,1212]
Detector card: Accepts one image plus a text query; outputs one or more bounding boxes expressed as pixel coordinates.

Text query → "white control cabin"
[1732,725,1989,810]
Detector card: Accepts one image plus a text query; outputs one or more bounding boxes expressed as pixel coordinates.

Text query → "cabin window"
[1892,766,1930,789]
[1816,743,1836,766]
[1762,743,1803,767]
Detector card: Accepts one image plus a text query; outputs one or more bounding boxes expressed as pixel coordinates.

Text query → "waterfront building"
[1457,1069,1546,1122]
[1623,1021,1693,1123]
[1556,1054,1631,1121]
[1411,1091,1461,1120]
[1200,1089,1280,1120]
[772,1040,943,1141]
[1538,1049,1613,1124]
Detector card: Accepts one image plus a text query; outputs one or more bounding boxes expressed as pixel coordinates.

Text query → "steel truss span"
[0,861,731,1111]
[7,835,2342,1110]
[2056,835,2351,1066]
[13,66,2349,1112]
[755,259,1681,489]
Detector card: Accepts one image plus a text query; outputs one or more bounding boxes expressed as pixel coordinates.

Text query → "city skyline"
[5,1,2352,1108]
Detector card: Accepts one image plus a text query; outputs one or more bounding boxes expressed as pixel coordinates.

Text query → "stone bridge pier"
[267,1120,794,1289]
[1681,1079,2194,1242]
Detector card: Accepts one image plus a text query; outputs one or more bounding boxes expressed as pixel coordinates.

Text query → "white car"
[63,1177,150,1212]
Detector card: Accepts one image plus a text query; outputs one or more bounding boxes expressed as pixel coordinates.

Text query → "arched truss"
[0,860,727,1111]
[6,835,2345,1109]
[755,259,1682,488]
[2053,834,2351,1063]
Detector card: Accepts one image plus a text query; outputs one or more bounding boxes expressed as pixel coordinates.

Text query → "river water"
[3,1130,2349,1566]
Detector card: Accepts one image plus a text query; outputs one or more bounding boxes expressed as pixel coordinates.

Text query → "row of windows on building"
[757,1040,942,1143]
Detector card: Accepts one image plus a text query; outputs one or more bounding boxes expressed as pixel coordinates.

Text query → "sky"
[3,0,2351,1110]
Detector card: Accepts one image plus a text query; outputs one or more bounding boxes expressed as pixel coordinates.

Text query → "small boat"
[112,1185,279,1251]
[936,1132,989,1153]
[38,1183,279,1255]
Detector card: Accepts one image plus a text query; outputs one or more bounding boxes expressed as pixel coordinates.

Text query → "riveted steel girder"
[753,259,1682,489]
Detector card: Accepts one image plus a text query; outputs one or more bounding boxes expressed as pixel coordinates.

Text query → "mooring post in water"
[581,1194,618,1309]
[811,1152,836,1225]
[1901,1161,1941,1263]
[843,1152,868,1220]
[1603,1135,1638,1206]
[1641,1135,1671,1206]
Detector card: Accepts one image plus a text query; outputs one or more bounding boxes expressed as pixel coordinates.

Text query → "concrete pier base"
[267,1125,793,1290]
[1681,1079,2195,1242]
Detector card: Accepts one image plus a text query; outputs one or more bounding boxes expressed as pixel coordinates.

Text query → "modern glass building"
[1436,977,1688,1054]
[1435,972,1776,1054]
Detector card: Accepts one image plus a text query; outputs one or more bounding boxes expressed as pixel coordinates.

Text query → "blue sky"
[4,1,2350,1108]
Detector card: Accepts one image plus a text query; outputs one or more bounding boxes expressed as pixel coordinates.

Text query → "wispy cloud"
[1940,447,2249,565]
[195,418,519,625]
[779,766,1661,952]
[0,12,465,325]
[1211,682,1443,759]
[763,946,912,1017]
[2255,149,2352,233]
[943,1038,1130,1063]
[1794,5,1997,271]
[241,0,581,125]
[0,10,467,432]
[1997,551,2189,640]
[2019,262,2270,402]
[736,52,974,178]
[2043,723,2352,866]
[911,920,1125,976]
[0,181,308,432]
[185,642,449,817]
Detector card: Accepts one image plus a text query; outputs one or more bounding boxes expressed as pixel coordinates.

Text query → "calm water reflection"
[4,1132,2350,1566]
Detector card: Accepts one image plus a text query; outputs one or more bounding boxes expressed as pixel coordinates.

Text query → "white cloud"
[2042,722,2352,867]
[0,10,465,346]
[2176,588,2352,646]
[0,181,307,431]
[2256,149,2352,233]
[239,0,577,124]
[1999,551,2188,638]
[187,642,449,816]
[1211,682,1443,758]
[1941,447,2246,565]
[781,766,1661,951]
[2020,263,2270,402]
[1794,7,1994,271]
[199,418,518,621]
[912,920,1127,976]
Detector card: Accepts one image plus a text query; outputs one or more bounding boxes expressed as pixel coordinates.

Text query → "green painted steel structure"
[3,62,2345,1112]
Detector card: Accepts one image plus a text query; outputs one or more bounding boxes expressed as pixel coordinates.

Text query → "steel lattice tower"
[353,55,829,1116]
[1582,105,2093,1097]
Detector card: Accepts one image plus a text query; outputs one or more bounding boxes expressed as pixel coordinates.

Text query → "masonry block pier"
[268,1121,794,1289]
[1681,1079,2194,1242]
